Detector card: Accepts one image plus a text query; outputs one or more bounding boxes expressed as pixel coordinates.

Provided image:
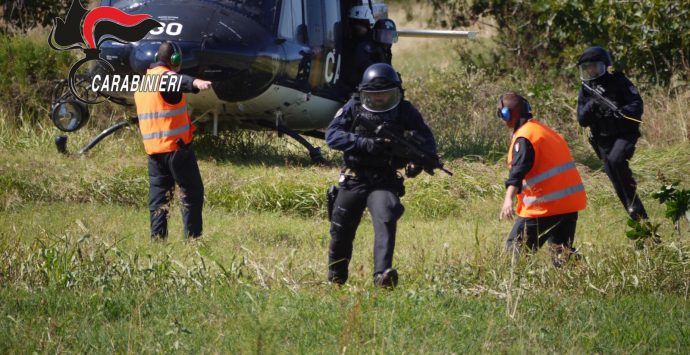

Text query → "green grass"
[1,122,689,352]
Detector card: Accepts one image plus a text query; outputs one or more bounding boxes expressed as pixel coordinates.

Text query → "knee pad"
[331,206,359,235]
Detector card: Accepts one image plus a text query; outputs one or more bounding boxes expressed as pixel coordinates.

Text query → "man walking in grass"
[498,92,587,266]
[325,63,440,287]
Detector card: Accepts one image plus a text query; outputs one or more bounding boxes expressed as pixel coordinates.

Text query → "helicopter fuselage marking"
[149,22,183,36]
[324,51,341,84]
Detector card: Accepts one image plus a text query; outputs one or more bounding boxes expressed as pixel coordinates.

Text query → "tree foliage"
[430,0,690,84]
[1,0,73,33]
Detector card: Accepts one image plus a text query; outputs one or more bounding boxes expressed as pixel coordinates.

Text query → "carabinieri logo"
[49,0,162,104]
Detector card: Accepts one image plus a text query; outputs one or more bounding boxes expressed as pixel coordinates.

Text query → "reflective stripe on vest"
[138,105,188,121]
[523,183,585,206]
[523,161,576,188]
[508,119,587,218]
[134,65,192,155]
[141,123,191,140]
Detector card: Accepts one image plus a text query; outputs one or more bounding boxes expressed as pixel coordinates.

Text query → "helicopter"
[50,0,476,160]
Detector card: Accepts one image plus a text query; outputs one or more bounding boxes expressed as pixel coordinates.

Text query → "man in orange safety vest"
[134,41,212,240]
[497,92,587,266]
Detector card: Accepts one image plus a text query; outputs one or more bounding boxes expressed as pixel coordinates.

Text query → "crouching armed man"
[325,63,441,287]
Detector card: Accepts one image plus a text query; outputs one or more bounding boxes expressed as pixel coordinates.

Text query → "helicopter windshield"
[104,0,280,32]
[218,0,280,31]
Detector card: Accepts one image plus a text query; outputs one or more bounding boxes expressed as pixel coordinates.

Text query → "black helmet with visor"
[358,63,403,113]
[373,19,398,45]
[577,46,613,81]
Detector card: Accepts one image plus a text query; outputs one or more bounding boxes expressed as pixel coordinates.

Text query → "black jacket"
[149,61,199,105]
[577,72,643,139]
[326,99,437,171]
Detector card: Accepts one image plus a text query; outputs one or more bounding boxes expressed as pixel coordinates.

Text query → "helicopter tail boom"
[397,29,477,39]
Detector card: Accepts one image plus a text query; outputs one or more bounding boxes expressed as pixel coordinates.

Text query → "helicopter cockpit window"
[220,0,280,32]
[305,0,324,47]
[278,0,303,40]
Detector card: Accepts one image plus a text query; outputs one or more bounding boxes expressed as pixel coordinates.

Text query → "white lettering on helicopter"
[91,74,182,93]
[150,22,184,36]
[325,51,341,85]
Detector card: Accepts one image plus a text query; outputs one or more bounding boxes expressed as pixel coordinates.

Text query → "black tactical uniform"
[354,40,391,77]
[325,63,438,287]
[341,19,395,96]
[576,46,647,220]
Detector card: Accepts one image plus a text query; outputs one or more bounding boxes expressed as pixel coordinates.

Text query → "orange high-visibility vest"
[134,66,193,155]
[508,119,587,218]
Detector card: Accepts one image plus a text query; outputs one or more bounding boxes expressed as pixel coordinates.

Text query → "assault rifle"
[357,118,453,176]
[581,81,642,124]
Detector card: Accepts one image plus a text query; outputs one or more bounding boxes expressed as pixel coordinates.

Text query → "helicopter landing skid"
[257,121,325,164]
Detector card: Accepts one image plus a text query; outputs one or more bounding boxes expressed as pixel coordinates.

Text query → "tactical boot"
[373,268,398,288]
[327,270,348,285]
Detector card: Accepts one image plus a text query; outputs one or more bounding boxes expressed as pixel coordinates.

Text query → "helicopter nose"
[129,41,162,74]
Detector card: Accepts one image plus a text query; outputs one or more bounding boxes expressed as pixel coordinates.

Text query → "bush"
[0,0,71,33]
[430,0,690,85]
[0,35,73,124]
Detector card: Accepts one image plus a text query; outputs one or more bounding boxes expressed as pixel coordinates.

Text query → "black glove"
[355,137,386,154]
[582,101,596,115]
[405,163,423,178]
[596,104,615,119]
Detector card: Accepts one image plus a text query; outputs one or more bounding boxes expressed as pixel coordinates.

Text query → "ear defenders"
[497,94,532,122]
[154,41,182,70]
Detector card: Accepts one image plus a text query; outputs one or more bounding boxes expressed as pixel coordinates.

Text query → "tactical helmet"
[373,19,398,44]
[349,5,375,27]
[577,46,612,81]
[359,63,402,112]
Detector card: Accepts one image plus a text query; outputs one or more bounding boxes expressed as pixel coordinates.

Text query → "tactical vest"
[134,66,193,155]
[346,103,406,170]
[508,119,587,218]
[586,73,641,139]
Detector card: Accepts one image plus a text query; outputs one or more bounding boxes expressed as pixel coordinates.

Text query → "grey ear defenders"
[497,94,532,121]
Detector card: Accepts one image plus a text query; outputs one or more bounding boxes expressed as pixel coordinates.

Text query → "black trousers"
[328,174,404,282]
[148,146,204,239]
[591,136,647,220]
[507,212,578,252]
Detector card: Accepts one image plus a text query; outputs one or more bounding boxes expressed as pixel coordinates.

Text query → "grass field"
[1,3,690,353]
[1,115,689,353]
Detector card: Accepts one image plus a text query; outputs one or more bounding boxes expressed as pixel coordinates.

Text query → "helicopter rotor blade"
[397,29,478,39]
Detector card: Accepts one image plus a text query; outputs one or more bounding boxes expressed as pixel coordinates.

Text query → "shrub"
[430,0,690,85]
[0,35,73,124]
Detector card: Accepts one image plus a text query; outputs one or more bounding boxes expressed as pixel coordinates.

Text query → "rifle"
[581,81,642,124]
[356,118,453,176]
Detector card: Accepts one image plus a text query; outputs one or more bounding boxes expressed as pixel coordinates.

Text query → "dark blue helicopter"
[50,0,476,159]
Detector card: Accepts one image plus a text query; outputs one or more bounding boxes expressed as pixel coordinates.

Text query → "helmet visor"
[579,61,606,81]
[374,29,398,44]
[361,88,402,112]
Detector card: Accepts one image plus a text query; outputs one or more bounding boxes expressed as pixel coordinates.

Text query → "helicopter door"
[303,0,341,93]
[323,0,342,89]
